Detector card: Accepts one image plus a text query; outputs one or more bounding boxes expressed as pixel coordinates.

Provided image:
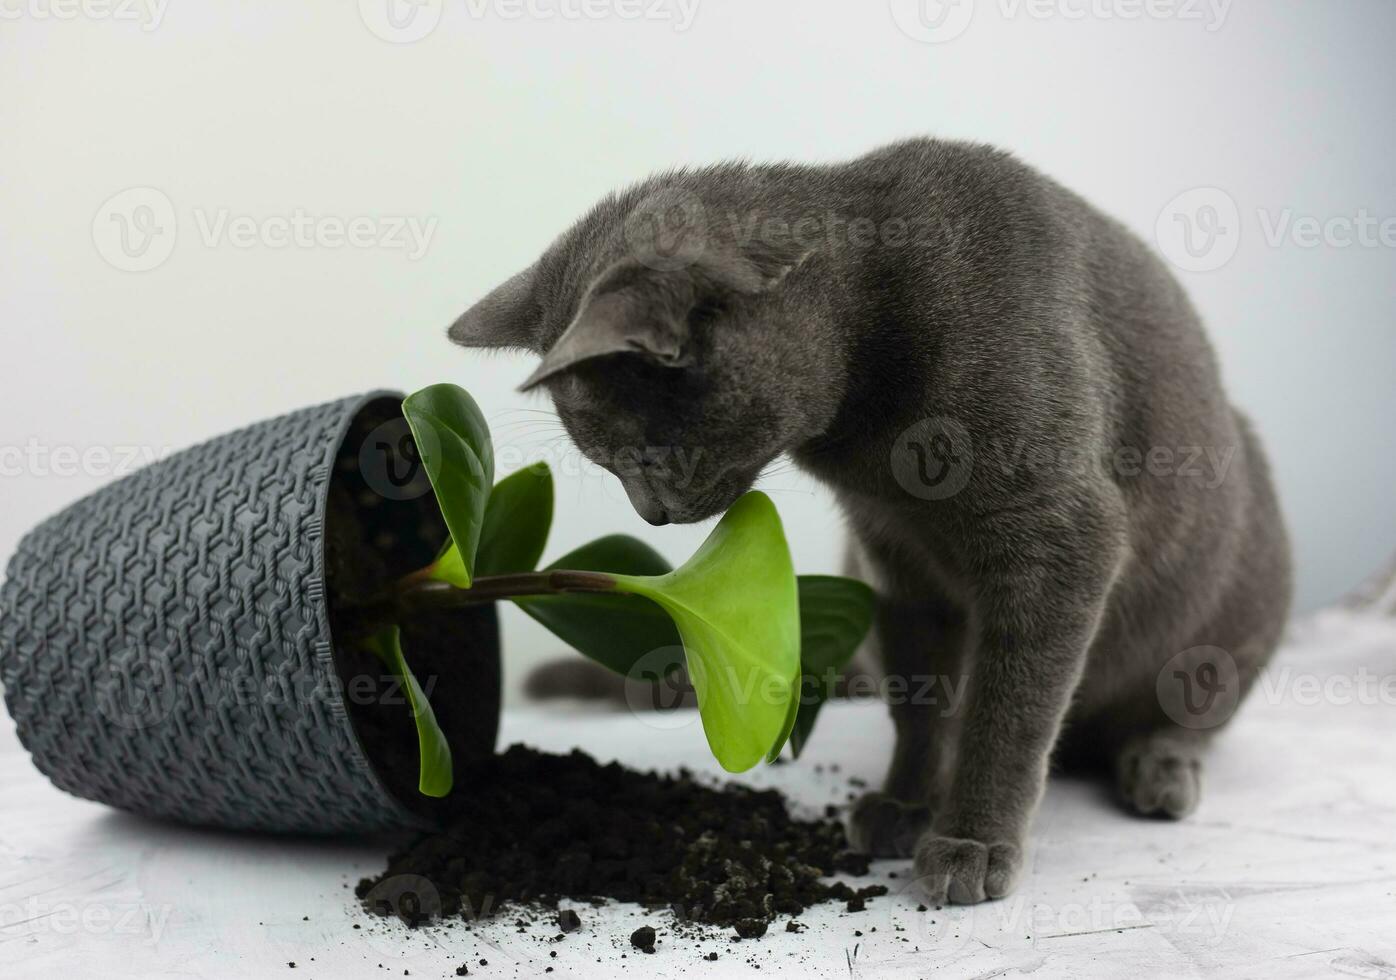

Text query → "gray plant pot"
[0,391,500,835]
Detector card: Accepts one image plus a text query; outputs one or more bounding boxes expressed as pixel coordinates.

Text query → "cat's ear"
[447,266,540,351]
[517,237,814,391]
[696,237,813,294]
[519,259,690,391]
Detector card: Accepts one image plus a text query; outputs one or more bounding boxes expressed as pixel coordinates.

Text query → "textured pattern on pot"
[0,392,500,834]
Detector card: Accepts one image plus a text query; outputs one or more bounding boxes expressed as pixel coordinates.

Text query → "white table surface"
[3,611,1396,980]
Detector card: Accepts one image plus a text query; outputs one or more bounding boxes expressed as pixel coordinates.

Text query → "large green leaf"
[515,535,683,678]
[402,384,494,588]
[363,625,453,798]
[474,462,554,576]
[786,575,876,759]
[611,492,800,773]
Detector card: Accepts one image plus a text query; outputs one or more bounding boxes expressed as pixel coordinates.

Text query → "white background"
[2,0,1394,697]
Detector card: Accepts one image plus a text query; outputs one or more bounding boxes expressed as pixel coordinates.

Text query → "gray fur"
[450,138,1293,903]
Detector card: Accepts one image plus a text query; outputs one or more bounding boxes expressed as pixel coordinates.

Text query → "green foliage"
[514,535,683,679]
[363,625,453,798]
[402,384,493,588]
[788,576,877,758]
[610,492,800,773]
[368,384,876,797]
[474,462,553,576]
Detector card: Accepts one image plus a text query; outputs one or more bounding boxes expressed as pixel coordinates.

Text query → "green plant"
[348,383,874,796]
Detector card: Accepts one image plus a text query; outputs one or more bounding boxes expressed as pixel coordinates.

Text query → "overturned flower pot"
[0,392,500,834]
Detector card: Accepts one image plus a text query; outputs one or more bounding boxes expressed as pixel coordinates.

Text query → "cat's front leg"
[913,501,1125,904]
[849,594,968,857]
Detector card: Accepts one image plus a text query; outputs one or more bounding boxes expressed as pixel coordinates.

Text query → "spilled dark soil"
[356,745,884,936]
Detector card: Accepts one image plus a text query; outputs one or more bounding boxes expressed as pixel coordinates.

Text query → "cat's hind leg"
[1115,728,1210,819]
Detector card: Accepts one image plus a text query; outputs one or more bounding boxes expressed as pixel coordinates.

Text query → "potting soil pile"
[356,745,885,938]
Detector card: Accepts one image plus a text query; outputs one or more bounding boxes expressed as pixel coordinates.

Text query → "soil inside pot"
[355,745,886,936]
[324,396,501,822]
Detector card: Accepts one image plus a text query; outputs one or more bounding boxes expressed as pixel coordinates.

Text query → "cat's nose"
[621,478,670,526]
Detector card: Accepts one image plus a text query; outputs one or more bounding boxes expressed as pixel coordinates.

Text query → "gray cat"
[447,138,1292,904]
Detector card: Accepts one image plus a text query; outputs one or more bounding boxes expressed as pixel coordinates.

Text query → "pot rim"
[313,388,444,830]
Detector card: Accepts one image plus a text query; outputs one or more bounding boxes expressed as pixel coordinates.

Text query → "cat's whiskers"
[491,423,569,443]
[753,486,815,498]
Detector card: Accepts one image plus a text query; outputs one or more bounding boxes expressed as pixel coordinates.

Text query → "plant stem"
[342,568,620,639]
[397,569,618,611]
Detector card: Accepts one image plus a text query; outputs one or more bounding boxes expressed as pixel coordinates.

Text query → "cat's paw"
[911,833,1023,904]
[848,792,931,857]
[1117,733,1202,820]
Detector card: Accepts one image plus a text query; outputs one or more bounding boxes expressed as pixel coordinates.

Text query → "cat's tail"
[524,653,880,709]
[524,658,625,703]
